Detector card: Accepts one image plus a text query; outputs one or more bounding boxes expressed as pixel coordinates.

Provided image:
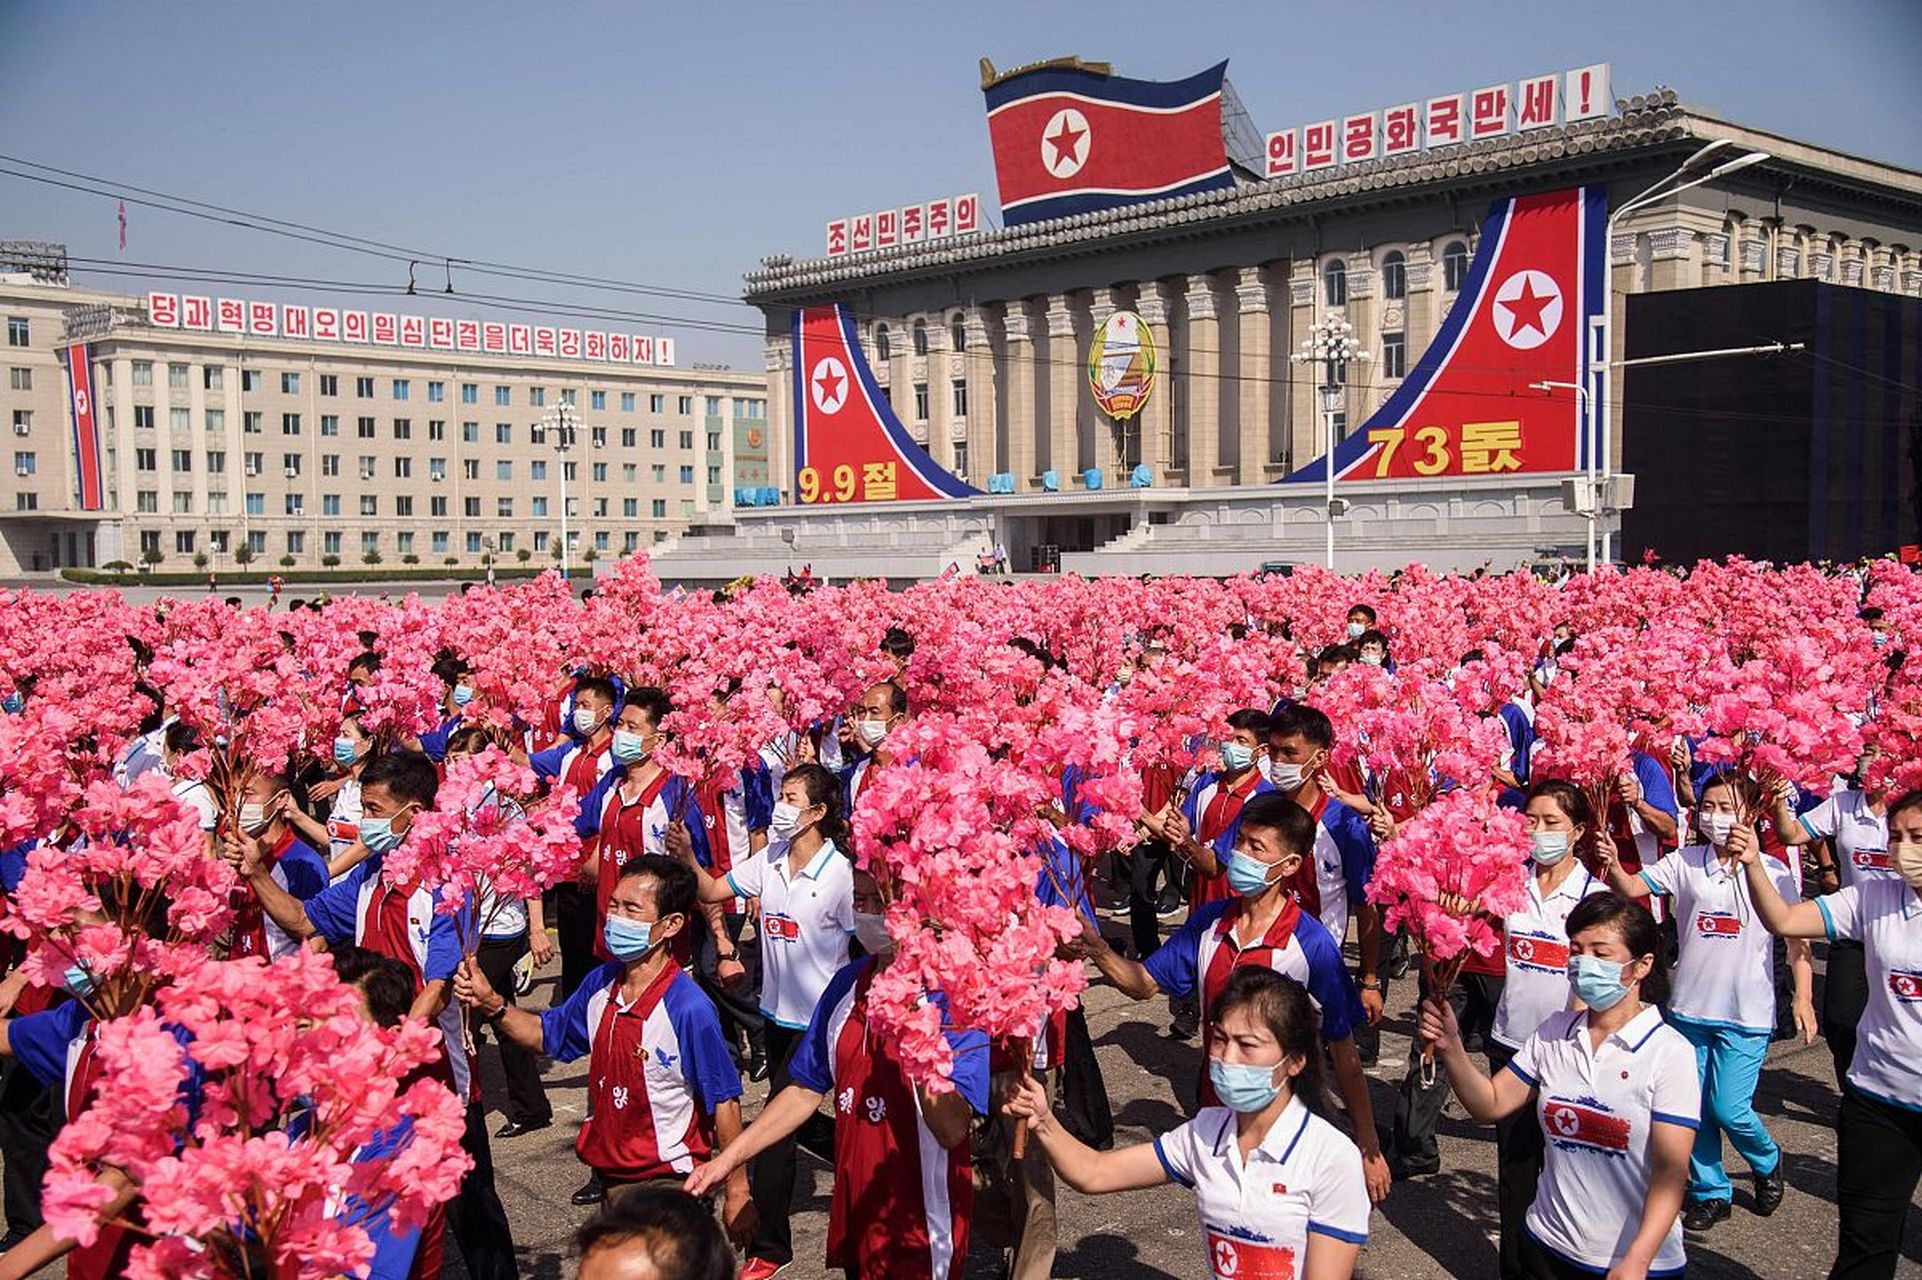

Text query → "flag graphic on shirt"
[1542,1095,1632,1156]
[1507,932,1570,972]
[1693,911,1743,938]
[1207,1229,1297,1280]
[1285,185,1605,485]
[982,59,1236,226]
[1888,970,1922,1002]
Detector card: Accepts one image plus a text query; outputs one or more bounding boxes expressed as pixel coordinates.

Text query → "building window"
[462,421,479,444]
[677,430,692,450]
[359,455,376,480]
[497,497,514,518]
[495,423,512,445]
[245,493,264,516]
[362,532,380,556]
[394,458,412,479]
[951,314,968,351]
[167,448,189,472]
[532,496,548,517]
[706,431,720,452]
[320,414,338,436]
[913,320,929,356]
[393,418,411,440]
[282,452,301,477]
[282,413,301,435]
[5,317,26,347]
[1382,251,1407,301]
[461,383,477,404]
[323,494,341,516]
[169,407,191,431]
[207,450,226,473]
[952,378,968,418]
[531,459,547,481]
[205,366,224,391]
[651,499,667,518]
[678,396,693,415]
[591,390,607,411]
[428,381,444,403]
[705,396,721,417]
[913,383,929,421]
[622,463,636,482]
[650,429,666,449]
[168,364,189,390]
[132,361,153,387]
[431,496,447,517]
[463,459,479,481]
[357,417,376,439]
[1323,259,1347,307]
[494,386,511,407]
[952,440,970,477]
[591,461,607,481]
[623,497,638,517]
[284,493,303,516]
[321,454,339,477]
[243,369,263,393]
[678,465,694,484]
[275,371,296,395]
[134,406,156,430]
[621,427,636,448]
[397,532,414,555]
[244,411,263,434]
[135,447,157,471]
[651,464,666,483]
[649,394,665,414]
[7,368,30,392]
[1443,240,1470,292]
[431,531,448,554]
[355,376,374,398]
[11,409,28,433]
[496,460,513,482]
[286,531,304,555]
[620,392,636,413]
[463,496,481,518]
[175,530,195,555]
[1331,410,1348,443]
[360,495,377,517]
[206,492,226,514]
[428,457,446,482]
[1382,331,1407,379]
[136,491,158,513]
[319,374,337,396]
[12,451,34,476]
[428,419,445,441]
[392,379,410,401]
[395,496,413,517]
[324,531,343,556]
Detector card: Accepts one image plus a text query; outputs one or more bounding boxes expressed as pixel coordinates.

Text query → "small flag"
[117,200,127,251]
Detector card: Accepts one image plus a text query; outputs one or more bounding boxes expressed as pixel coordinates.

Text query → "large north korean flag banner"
[984,61,1235,226]
[1286,185,1605,485]
[792,304,977,505]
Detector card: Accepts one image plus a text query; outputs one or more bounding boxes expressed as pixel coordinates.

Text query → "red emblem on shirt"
[1208,1231,1296,1280]
[1888,970,1922,1002]
[1854,848,1893,871]
[1543,1097,1632,1154]
[1508,933,1570,971]
[1693,911,1742,938]
[763,913,800,942]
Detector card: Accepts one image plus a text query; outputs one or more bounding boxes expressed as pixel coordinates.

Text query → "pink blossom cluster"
[1366,788,1531,964]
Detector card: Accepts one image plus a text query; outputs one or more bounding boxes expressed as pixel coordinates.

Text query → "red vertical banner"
[65,344,104,511]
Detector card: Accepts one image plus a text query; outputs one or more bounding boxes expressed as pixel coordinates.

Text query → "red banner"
[65,344,103,511]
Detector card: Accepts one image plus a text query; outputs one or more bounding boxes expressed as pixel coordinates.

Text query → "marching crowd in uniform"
[1,582,1920,1280]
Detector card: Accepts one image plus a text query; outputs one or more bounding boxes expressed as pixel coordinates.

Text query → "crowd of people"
[0,555,1917,1280]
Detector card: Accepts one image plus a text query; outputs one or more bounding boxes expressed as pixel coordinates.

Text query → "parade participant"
[1354,629,1393,671]
[1164,709,1275,912]
[1601,771,1814,1233]
[576,1186,738,1280]
[525,674,621,999]
[1603,747,1680,880]
[687,866,987,1280]
[287,715,376,874]
[1422,892,1699,1280]
[220,764,327,960]
[1773,767,1893,1083]
[844,680,908,808]
[160,721,218,846]
[1344,603,1377,642]
[1005,967,1368,1280]
[455,856,751,1234]
[442,725,554,1141]
[1739,787,1922,1279]
[1264,705,1385,1047]
[682,762,852,1280]
[1078,793,1391,1203]
[408,655,475,762]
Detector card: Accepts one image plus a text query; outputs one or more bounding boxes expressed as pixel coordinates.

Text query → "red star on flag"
[814,366,844,406]
[1045,116,1086,167]
[1500,278,1555,337]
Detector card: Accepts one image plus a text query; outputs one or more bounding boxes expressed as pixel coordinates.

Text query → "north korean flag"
[984,61,1235,227]
[1507,932,1570,972]
[1694,911,1743,939]
[1542,1097,1632,1155]
[791,305,977,505]
[1888,970,1922,1003]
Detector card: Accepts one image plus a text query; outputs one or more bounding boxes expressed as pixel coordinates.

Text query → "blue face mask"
[603,914,656,961]
[1566,954,1631,1012]
[359,810,410,854]
[1208,1058,1283,1113]
[1225,849,1284,897]
[62,965,97,999]
[1219,741,1255,773]
[611,730,650,765]
[1,693,22,715]
[333,736,359,766]
[1530,831,1571,867]
[452,685,475,707]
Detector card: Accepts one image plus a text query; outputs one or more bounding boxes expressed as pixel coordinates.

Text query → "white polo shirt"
[1817,878,1922,1110]
[1509,1006,1701,1277]
[726,837,854,1030]
[1800,789,1894,888]
[1152,1096,1370,1280]
[1640,844,1800,1034]
[1493,865,1607,1051]
[170,777,218,832]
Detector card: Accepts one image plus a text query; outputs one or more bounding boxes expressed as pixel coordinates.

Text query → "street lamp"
[1531,380,1596,571]
[1290,316,1368,570]
[1593,141,1771,564]
[541,404,579,581]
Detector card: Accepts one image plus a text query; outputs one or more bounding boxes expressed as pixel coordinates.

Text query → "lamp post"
[541,404,578,581]
[1531,380,1596,571]
[1594,141,1771,564]
[1290,316,1368,570]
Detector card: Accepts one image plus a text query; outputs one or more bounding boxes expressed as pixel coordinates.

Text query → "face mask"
[62,965,97,999]
[359,810,409,854]
[603,914,656,961]
[855,718,890,749]
[852,910,893,955]
[1360,652,1385,667]
[1346,622,1366,640]
[1566,953,1632,1012]
[1530,831,1571,867]
[1208,1058,1283,1113]
[1219,741,1255,773]
[1893,841,1922,890]
[333,736,359,766]
[1697,811,1736,848]
[768,801,808,841]
[1,694,22,715]
[238,802,273,835]
[1873,631,1891,648]
[610,730,650,764]
[573,706,603,736]
[1265,760,1307,791]
[452,685,476,707]
[1226,850,1285,897]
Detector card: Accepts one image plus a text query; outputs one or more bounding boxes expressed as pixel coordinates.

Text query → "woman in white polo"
[1005,966,1368,1280]
[1423,891,1699,1280]
[684,759,853,1280]
[1742,786,1922,1280]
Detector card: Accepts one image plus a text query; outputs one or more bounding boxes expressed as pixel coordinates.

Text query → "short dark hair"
[1355,628,1389,651]
[429,654,471,688]
[881,626,916,660]
[619,854,697,921]
[330,945,417,1028]
[444,724,499,757]
[1861,606,1886,623]
[163,721,202,756]
[1213,967,1330,1117]
[623,685,674,729]
[1271,703,1335,752]
[574,1187,733,1280]
[574,676,618,708]
[1225,708,1272,737]
[359,749,439,810]
[347,650,380,675]
[1234,793,1316,859]
[1346,603,1377,623]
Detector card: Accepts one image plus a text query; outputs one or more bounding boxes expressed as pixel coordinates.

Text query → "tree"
[516,547,532,563]
[279,555,296,568]
[233,544,256,567]
[362,550,383,566]
[139,545,165,568]
[549,542,563,560]
[192,552,209,571]
[321,554,341,568]
[443,556,459,567]
[582,548,599,563]
[102,560,133,574]
[401,553,420,565]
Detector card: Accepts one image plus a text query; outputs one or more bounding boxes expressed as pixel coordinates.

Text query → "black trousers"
[0,1059,55,1241]
[1516,1226,1598,1280]
[1125,838,1174,962]
[553,882,598,1002]
[1487,1042,1546,1280]
[1393,970,1503,1164]
[474,933,552,1127]
[445,1097,518,1280]
[1832,1085,1922,1280]
[1825,941,1869,1087]
[692,909,764,1060]
[746,1021,836,1266]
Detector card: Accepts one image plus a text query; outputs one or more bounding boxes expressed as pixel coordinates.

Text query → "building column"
[926,317,954,472]
[962,308,994,486]
[1401,245,1434,372]
[1087,286,1120,482]
[764,338,790,500]
[1646,226,1698,290]
[1002,301,1038,487]
[1234,267,1272,485]
[1183,275,1220,486]
[1286,266,1319,469]
[1869,245,1897,294]
[1043,294,1079,482]
[1343,256,1376,428]
[1129,283,1173,482]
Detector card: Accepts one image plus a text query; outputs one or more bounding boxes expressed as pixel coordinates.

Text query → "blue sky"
[2,0,1916,368]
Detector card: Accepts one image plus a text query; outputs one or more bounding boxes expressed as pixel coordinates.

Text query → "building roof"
[742,89,1922,303]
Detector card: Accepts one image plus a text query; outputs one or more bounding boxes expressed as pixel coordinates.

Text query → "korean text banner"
[1284,185,1605,485]
[791,304,977,504]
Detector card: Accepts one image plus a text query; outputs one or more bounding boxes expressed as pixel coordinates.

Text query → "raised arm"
[1733,828,1829,938]
[1003,1075,1169,1193]
[1419,996,1534,1123]
[1075,916,1162,1001]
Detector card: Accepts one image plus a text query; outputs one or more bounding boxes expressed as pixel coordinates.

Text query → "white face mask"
[1698,811,1736,848]
[768,801,808,840]
[855,718,890,749]
[852,910,893,956]
[238,801,273,835]
[1346,621,1366,640]
[1360,652,1384,667]
[1266,759,1307,791]
[573,706,603,735]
